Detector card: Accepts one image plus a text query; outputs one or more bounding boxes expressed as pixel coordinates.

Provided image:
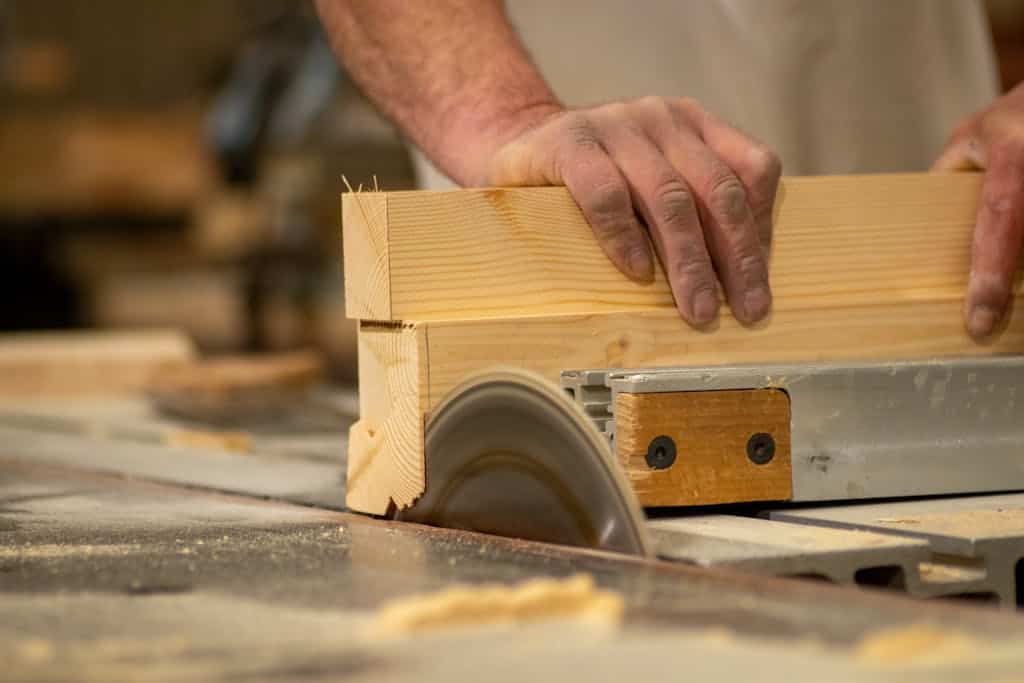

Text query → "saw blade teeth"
[394,368,651,557]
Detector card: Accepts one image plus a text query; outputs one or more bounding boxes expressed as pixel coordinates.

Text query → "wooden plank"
[0,329,195,398]
[146,351,325,423]
[345,298,1024,512]
[614,389,792,506]
[342,173,994,322]
[342,173,1024,513]
[0,109,215,217]
[347,322,428,514]
[342,192,390,320]
[423,300,1024,404]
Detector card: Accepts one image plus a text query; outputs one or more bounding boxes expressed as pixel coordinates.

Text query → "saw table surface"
[4,395,1024,682]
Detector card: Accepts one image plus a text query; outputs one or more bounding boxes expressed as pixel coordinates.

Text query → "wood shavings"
[855,623,981,666]
[165,428,252,454]
[366,574,623,638]
[875,517,921,525]
[0,543,143,558]
[14,638,55,664]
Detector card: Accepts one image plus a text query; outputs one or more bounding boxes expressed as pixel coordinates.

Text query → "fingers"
[555,119,656,281]
[487,98,784,327]
[685,102,782,253]
[654,126,772,323]
[600,126,719,325]
[493,117,655,282]
[964,140,1024,338]
[642,99,773,322]
[932,137,984,172]
[933,112,986,171]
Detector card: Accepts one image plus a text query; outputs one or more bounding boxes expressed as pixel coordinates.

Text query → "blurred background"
[0,0,419,384]
[3,0,1024,384]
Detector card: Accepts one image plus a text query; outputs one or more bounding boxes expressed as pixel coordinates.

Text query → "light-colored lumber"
[347,323,427,514]
[343,172,1024,513]
[342,173,996,322]
[347,297,1024,511]
[0,329,195,399]
[614,389,792,507]
[146,351,325,423]
[342,192,391,320]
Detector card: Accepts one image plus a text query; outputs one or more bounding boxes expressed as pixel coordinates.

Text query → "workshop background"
[3,0,1024,384]
[0,0,417,384]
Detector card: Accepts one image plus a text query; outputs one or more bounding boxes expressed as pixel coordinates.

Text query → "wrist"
[434,94,563,186]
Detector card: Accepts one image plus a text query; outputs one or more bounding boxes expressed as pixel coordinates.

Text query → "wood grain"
[347,322,428,514]
[614,390,792,507]
[423,299,1024,408]
[342,192,390,320]
[345,296,1024,514]
[341,173,1024,514]
[342,174,995,322]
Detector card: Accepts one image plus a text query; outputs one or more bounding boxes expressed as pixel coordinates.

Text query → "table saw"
[6,172,1024,680]
[3,384,1024,682]
[334,173,1024,607]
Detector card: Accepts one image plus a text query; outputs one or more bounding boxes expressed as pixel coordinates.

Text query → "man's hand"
[316,1,779,325]
[934,83,1024,339]
[485,98,781,326]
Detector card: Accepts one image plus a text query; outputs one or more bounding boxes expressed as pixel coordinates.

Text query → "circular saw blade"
[394,369,651,557]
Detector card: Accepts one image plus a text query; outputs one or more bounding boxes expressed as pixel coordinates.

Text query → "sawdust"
[165,428,252,454]
[917,561,986,584]
[875,517,921,525]
[366,574,623,638]
[0,543,143,558]
[14,638,55,663]
[875,508,1024,536]
[854,623,981,666]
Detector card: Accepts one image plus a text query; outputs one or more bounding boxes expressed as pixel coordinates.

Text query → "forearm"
[314,0,561,185]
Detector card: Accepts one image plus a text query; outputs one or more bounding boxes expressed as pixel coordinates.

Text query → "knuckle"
[747,144,782,181]
[584,181,633,226]
[971,271,1012,306]
[708,177,749,223]
[990,141,1016,164]
[653,180,696,225]
[982,190,1014,218]
[562,113,602,150]
[734,250,767,283]
[635,95,669,115]
[596,101,629,120]
[676,96,702,114]
[989,132,1024,163]
[670,247,713,285]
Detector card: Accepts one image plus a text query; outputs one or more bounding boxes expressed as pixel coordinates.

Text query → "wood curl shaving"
[367,573,623,638]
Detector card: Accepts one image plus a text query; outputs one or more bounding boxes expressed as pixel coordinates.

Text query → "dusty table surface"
[4,452,1024,683]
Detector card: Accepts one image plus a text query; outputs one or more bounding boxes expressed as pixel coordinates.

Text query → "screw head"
[646,435,677,470]
[746,432,776,465]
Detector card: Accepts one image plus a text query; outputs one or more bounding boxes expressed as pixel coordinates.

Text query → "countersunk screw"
[646,435,677,470]
[747,433,776,465]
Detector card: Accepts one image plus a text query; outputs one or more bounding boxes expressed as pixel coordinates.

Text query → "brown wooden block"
[613,389,792,507]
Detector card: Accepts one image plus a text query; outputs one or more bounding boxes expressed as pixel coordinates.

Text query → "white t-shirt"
[412,0,999,188]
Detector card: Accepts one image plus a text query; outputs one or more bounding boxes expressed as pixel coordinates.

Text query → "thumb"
[932,136,986,172]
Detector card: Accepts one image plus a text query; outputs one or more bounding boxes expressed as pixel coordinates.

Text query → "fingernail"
[743,285,772,322]
[691,289,718,325]
[967,305,1000,339]
[628,247,653,281]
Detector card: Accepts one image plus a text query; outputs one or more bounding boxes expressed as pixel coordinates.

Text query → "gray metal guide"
[650,514,1015,604]
[563,356,1024,502]
[770,494,1024,607]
